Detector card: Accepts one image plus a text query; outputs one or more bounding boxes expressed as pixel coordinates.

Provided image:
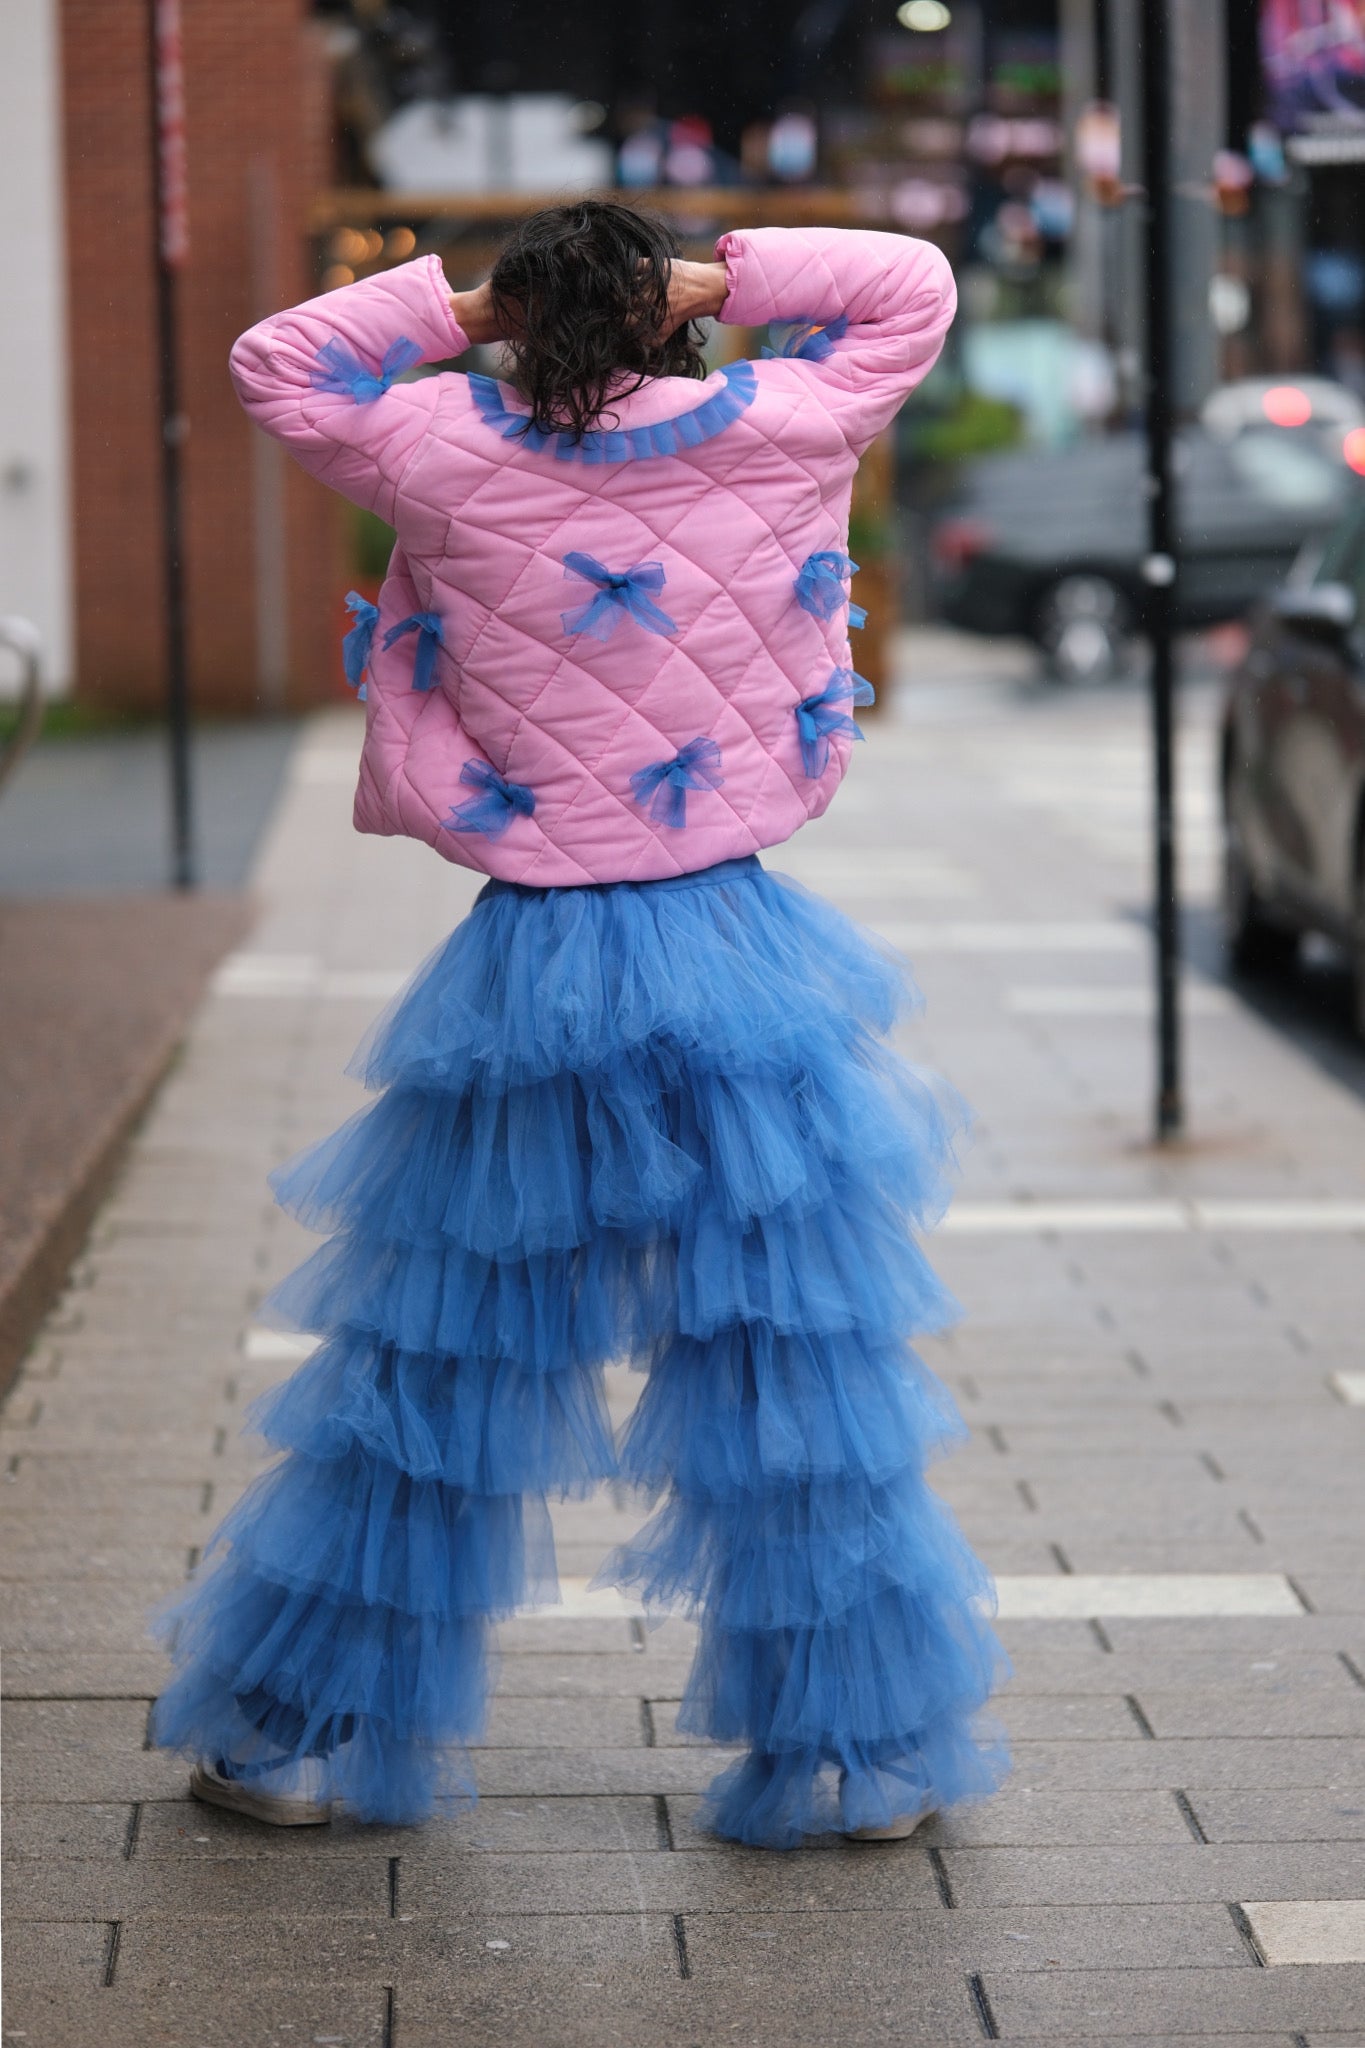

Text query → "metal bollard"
[0,615,43,800]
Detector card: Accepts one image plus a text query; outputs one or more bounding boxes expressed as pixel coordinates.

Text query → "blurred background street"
[7,0,1365,2041]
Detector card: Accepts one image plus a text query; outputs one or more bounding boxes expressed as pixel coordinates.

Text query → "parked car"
[931,427,1354,681]
[1202,375,1365,468]
[1221,498,1365,1034]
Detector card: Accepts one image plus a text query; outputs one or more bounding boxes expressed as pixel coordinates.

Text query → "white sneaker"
[190,1754,333,1827]
[844,1807,933,1842]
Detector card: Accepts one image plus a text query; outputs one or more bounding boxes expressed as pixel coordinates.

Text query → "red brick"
[60,0,342,713]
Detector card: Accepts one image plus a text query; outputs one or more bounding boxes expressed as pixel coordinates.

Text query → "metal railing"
[0,616,43,799]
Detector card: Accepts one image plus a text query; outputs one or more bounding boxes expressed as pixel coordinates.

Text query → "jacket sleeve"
[228,255,470,520]
[714,227,955,456]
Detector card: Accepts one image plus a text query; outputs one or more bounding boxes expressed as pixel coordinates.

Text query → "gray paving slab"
[392,1986,977,2048]
[490,1652,698,1698]
[0,1921,115,1997]
[1286,1572,1365,1614]
[666,1786,1194,1850]
[0,1537,196,1582]
[991,1648,1357,1697]
[1097,1615,1364,1655]
[4,1698,194,1803]
[998,1737,1365,1788]
[402,1843,944,1915]
[496,1618,643,1655]
[128,1792,667,1858]
[1,1800,133,1860]
[982,2039,1298,2048]
[0,1583,187,1655]
[1187,1787,1365,1842]
[939,1841,1365,1905]
[1133,1690,1365,1738]
[109,1910,683,1991]
[478,1697,647,1749]
[0,1986,389,2048]
[468,1747,741,1797]
[7,1851,389,1920]
[981,1963,1365,2037]
[992,1618,1107,1656]
[1,1649,172,1697]
[626,1898,1265,1974]
[650,1690,1137,1745]
[0,1478,210,1522]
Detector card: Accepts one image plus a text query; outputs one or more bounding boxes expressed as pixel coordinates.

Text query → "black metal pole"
[148,0,196,890]
[1139,0,1182,1138]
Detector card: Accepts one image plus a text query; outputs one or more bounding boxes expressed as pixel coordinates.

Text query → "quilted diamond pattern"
[229,230,956,886]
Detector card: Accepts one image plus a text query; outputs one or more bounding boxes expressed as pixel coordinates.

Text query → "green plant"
[911,391,1024,464]
[847,509,891,560]
[0,697,153,746]
[351,505,397,581]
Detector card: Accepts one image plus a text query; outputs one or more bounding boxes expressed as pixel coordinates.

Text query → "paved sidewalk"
[5,640,1365,2047]
[0,893,251,1395]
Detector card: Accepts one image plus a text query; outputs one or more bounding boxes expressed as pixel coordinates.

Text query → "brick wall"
[61,0,342,714]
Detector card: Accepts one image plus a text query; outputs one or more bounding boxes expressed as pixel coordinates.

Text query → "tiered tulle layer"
[150,857,1009,1841]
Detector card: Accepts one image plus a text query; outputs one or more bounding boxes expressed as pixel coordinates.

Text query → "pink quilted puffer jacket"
[230,227,955,885]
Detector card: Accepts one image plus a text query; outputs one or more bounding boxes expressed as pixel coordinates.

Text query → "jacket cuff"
[713,230,757,327]
[420,253,471,358]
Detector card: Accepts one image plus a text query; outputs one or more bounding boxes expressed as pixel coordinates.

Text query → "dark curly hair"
[488,199,708,440]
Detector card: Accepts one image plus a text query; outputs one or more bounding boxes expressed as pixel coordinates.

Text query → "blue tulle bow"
[761,313,850,364]
[795,669,875,777]
[446,758,536,839]
[794,551,867,629]
[382,611,444,692]
[630,737,724,829]
[561,553,678,642]
[309,335,423,405]
[341,591,379,702]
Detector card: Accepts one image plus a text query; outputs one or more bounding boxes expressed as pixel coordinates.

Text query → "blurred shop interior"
[8,0,1365,714]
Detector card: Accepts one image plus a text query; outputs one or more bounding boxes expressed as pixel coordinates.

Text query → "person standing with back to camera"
[150,199,1009,1847]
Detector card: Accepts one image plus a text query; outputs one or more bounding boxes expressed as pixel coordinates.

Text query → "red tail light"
[932,517,996,573]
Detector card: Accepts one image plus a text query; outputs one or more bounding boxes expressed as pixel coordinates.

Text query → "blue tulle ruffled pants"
[150,855,1009,1847]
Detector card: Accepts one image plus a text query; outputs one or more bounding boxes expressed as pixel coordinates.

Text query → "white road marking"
[946,1201,1189,1233]
[515,1574,1302,1623]
[521,1579,646,1620]
[1240,1900,1365,1966]
[211,955,407,1001]
[242,1329,316,1362]
[1005,985,1232,1017]
[944,1200,1365,1234]
[213,953,317,993]
[994,1574,1303,1619]
[870,921,1144,953]
[1195,1200,1365,1230]
[1328,1371,1365,1405]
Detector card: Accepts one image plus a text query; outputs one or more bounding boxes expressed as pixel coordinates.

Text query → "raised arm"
[714,226,956,455]
[228,255,472,519]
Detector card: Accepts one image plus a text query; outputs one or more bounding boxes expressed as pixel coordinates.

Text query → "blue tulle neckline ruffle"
[150,859,1008,1842]
[468,362,757,464]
